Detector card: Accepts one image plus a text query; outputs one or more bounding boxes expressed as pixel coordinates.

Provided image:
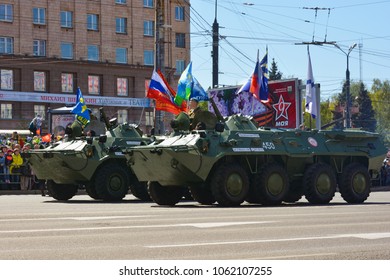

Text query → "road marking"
[146,232,390,248]
[0,221,272,234]
[247,253,338,260]
[180,221,266,228]
[0,215,152,222]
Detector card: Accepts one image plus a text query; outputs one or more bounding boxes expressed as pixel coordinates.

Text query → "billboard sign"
[208,79,301,129]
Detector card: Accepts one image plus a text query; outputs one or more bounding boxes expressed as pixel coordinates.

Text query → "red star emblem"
[272,95,291,121]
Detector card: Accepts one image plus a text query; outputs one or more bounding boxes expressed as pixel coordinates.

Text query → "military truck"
[123,108,387,207]
[27,109,153,201]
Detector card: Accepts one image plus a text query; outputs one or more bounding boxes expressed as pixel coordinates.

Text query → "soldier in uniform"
[188,98,202,130]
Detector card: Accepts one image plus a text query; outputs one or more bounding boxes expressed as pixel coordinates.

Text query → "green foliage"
[352,82,376,132]
[371,79,390,145]
[269,58,282,81]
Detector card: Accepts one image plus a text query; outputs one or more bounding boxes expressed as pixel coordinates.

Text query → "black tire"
[47,180,78,201]
[85,183,101,200]
[210,163,249,207]
[189,183,216,205]
[303,163,337,204]
[339,162,371,203]
[284,180,304,203]
[251,163,289,205]
[129,177,151,201]
[94,163,129,201]
[147,181,182,206]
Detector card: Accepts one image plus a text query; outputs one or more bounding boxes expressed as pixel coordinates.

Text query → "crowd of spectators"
[0,131,47,195]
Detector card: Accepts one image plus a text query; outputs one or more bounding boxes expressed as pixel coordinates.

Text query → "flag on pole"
[237,49,269,102]
[175,61,193,106]
[190,76,209,102]
[174,61,209,105]
[147,69,187,115]
[305,47,318,119]
[71,87,90,126]
[259,48,269,102]
[147,69,176,103]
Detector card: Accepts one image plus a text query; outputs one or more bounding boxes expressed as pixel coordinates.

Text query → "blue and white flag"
[305,47,317,119]
[71,87,90,125]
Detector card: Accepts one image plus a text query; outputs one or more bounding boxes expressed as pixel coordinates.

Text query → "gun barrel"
[209,95,224,122]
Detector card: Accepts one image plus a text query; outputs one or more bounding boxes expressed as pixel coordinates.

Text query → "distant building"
[0,0,190,133]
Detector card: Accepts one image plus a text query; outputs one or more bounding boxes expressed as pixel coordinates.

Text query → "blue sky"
[189,0,390,100]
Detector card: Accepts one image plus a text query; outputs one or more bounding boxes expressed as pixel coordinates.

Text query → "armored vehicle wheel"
[303,163,337,204]
[339,162,371,203]
[189,184,216,205]
[147,181,182,206]
[47,180,78,201]
[210,163,249,207]
[284,180,304,203]
[94,164,129,201]
[85,183,101,200]
[129,178,151,201]
[251,163,289,205]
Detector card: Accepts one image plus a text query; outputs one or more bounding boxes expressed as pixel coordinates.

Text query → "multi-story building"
[0,0,190,134]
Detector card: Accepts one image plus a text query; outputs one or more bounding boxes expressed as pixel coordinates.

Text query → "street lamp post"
[333,43,357,128]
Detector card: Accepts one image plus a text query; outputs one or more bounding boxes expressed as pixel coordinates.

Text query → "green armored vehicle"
[27,115,152,202]
[124,111,387,207]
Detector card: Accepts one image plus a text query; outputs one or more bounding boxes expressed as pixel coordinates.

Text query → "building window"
[0,37,13,54]
[175,60,185,75]
[117,109,128,124]
[0,104,12,119]
[175,6,185,21]
[116,17,127,34]
[115,0,127,4]
[145,111,154,126]
[33,7,45,25]
[143,20,154,37]
[144,50,154,66]
[61,42,73,59]
[87,14,99,31]
[0,4,13,22]
[0,69,13,90]
[143,0,154,8]
[116,48,127,64]
[34,71,46,92]
[60,11,73,28]
[117,78,128,96]
[34,105,46,119]
[33,40,46,56]
[61,73,74,93]
[88,75,100,95]
[88,45,99,61]
[175,33,185,48]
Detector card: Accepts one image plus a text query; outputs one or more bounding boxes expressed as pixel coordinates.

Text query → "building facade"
[0,0,190,134]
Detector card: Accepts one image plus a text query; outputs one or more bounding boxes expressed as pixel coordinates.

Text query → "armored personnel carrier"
[124,107,387,207]
[27,110,153,202]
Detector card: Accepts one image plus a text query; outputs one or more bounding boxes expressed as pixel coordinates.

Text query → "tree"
[351,82,376,132]
[269,58,282,80]
[371,79,390,144]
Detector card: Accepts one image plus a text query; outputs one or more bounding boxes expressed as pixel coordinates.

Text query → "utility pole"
[212,0,219,88]
[155,0,165,134]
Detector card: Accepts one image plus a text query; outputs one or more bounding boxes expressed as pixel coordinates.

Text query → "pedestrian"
[0,149,6,190]
[20,144,32,191]
[29,114,43,136]
[10,148,23,190]
[4,148,13,187]
[385,159,390,186]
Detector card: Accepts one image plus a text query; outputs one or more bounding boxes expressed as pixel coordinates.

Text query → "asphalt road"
[0,192,390,260]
